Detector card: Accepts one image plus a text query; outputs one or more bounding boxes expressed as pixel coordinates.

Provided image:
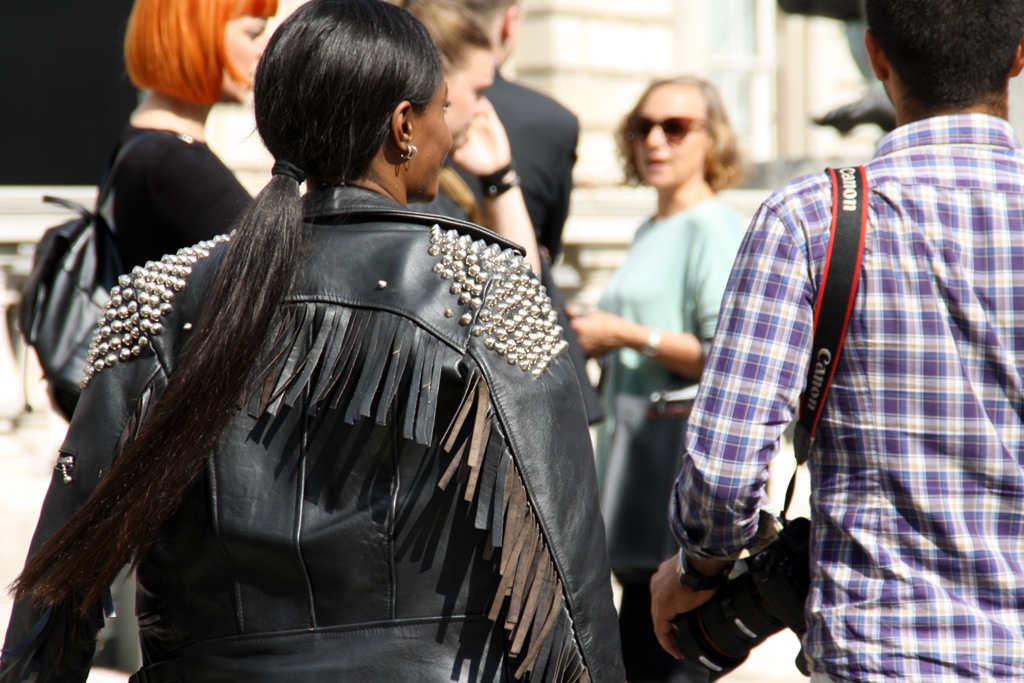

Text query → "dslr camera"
[673,517,812,680]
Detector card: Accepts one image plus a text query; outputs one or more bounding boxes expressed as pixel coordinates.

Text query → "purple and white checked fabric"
[671,114,1024,681]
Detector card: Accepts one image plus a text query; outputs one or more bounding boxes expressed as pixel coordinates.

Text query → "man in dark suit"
[457,0,578,260]
[485,72,578,260]
[458,0,603,424]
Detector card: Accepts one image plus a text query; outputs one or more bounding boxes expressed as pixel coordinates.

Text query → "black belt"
[128,659,185,683]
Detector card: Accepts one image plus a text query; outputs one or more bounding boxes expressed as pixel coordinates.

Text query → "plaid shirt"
[672,114,1024,681]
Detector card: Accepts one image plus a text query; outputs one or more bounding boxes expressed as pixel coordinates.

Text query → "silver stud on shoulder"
[428,225,568,378]
[81,234,231,388]
[55,454,75,484]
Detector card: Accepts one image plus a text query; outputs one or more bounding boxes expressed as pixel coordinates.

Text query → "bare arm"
[449,98,542,274]
[568,309,705,380]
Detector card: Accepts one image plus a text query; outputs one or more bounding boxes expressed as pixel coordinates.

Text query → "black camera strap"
[785,166,867,518]
[671,173,866,678]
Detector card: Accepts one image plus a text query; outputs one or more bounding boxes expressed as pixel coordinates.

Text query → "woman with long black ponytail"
[1,2,622,681]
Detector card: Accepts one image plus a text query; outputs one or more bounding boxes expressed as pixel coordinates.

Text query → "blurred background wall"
[0,1,137,185]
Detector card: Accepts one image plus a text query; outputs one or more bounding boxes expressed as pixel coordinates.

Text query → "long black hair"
[15,0,443,613]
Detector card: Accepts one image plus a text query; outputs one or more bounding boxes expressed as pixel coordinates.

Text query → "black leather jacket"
[1,187,623,683]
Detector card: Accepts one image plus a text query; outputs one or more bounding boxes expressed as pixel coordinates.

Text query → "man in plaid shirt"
[651,1,1024,681]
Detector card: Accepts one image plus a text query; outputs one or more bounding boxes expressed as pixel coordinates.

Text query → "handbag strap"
[783,166,868,518]
[38,132,164,225]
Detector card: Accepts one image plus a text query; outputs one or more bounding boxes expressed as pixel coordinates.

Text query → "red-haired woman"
[43,0,279,422]
[112,0,278,272]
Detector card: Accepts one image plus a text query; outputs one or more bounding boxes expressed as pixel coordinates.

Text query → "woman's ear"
[390,100,415,160]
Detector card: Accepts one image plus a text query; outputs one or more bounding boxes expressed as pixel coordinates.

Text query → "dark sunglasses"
[626,116,707,144]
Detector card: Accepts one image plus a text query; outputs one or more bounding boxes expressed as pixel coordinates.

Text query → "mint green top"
[595,198,747,468]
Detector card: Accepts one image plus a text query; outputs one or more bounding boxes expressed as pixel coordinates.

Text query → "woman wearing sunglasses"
[570,75,746,683]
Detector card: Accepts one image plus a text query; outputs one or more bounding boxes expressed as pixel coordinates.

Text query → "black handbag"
[18,133,154,420]
[602,385,697,578]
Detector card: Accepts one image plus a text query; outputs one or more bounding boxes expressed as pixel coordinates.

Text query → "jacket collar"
[303,184,406,219]
[302,184,518,251]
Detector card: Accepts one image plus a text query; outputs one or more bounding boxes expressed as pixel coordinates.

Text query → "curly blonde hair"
[616,76,743,192]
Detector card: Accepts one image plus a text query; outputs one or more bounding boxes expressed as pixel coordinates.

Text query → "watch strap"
[677,549,732,591]
[480,161,521,198]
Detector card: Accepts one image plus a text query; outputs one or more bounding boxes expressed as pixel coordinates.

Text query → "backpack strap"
[784,166,868,517]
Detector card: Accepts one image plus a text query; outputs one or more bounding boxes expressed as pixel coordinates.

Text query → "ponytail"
[13,173,306,613]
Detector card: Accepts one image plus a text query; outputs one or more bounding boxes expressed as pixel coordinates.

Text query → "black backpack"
[18,133,153,420]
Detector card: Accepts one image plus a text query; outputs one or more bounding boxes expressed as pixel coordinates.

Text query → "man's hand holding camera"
[650,552,733,658]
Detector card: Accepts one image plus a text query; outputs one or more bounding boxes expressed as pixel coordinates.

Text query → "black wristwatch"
[676,550,733,591]
[479,161,521,198]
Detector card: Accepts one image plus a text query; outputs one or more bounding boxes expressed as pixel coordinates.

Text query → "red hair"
[124,0,278,106]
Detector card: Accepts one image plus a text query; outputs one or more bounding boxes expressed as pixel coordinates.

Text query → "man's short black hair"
[865,0,1024,109]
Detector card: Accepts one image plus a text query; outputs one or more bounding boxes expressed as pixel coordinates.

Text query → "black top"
[110,126,251,271]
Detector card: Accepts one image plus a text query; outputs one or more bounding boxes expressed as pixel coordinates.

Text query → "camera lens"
[673,520,812,679]
[674,571,788,679]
